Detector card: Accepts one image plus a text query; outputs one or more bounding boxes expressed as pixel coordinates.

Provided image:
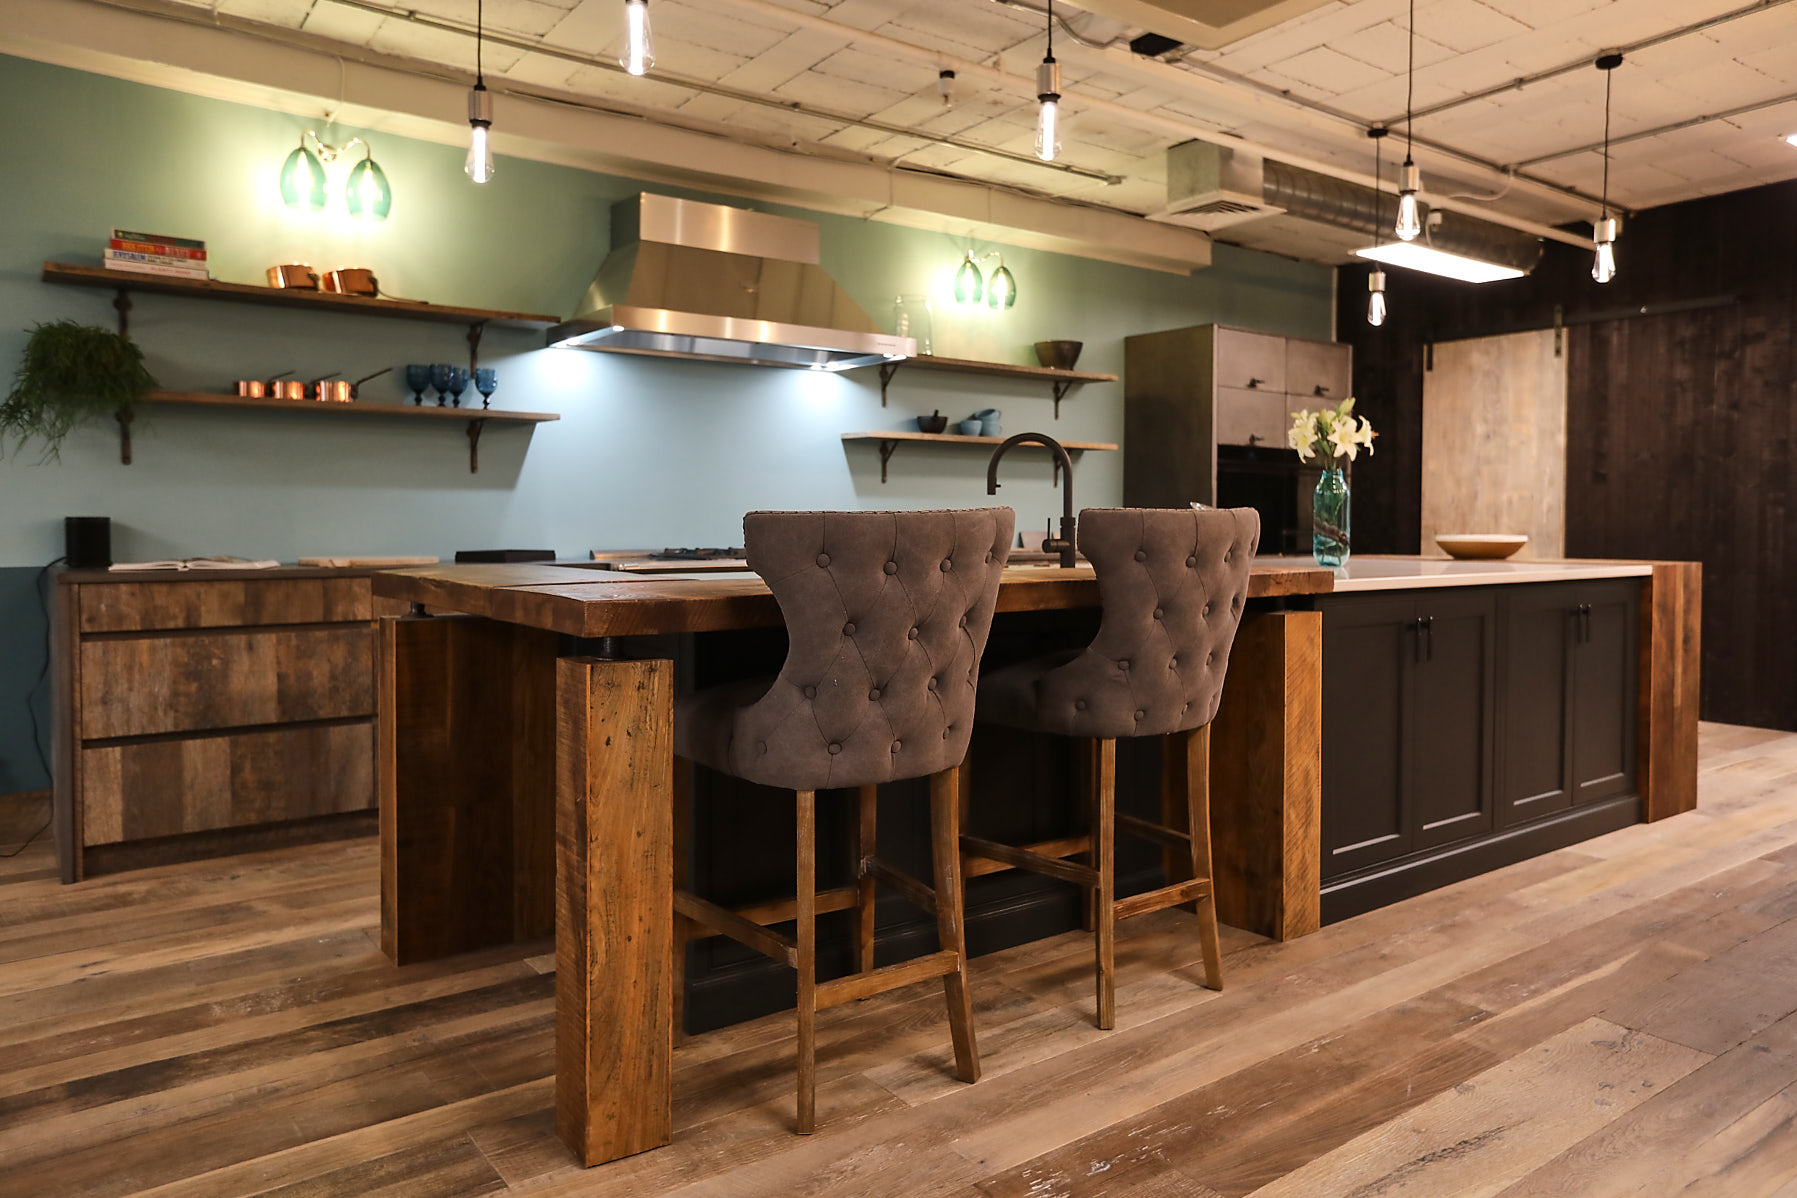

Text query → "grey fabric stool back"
[978,506,1259,740]
[672,506,1013,1134]
[676,507,1015,791]
[967,506,1259,1029]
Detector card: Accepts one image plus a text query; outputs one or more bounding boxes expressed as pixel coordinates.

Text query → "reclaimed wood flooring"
[5,722,1797,1196]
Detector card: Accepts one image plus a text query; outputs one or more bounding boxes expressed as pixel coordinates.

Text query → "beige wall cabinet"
[52,567,410,881]
[1125,324,1352,510]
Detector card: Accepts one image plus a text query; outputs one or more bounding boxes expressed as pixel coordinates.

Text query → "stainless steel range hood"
[547,194,914,371]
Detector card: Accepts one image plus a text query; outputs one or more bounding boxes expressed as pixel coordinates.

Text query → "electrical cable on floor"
[1,557,66,859]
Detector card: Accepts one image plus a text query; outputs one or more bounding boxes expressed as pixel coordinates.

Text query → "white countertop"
[1256,555,1656,593]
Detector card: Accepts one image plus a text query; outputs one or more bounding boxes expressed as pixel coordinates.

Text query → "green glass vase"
[1313,466,1350,567]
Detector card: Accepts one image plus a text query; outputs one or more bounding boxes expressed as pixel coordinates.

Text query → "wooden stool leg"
[1094,738,1117,1031]
[1186,725,1224,991]
[931,766,981,1084]
[795,789,818,1133]
[853,785,878,976]
[1081,738,1099,933]
[672,757,692,1045]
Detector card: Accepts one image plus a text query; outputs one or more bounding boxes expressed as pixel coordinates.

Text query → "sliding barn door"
[1421,328,1568,559]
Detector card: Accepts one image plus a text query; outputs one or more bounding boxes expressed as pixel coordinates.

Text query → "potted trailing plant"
[1288,396,1376,568]
[2,320,156,460]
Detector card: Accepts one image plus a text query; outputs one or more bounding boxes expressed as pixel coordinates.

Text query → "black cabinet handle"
[1407,618,1422,663]
[1574,603,1592,643]
[1424,615,1435,661]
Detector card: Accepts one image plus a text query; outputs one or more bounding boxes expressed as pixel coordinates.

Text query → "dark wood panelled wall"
[1335,178,1797,732]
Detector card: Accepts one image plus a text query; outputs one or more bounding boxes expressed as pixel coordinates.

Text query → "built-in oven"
[1215,445,1324,557]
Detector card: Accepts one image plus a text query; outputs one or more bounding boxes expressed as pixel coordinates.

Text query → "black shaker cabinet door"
[1498,585,1578,826]
[1570,580,1640,805]
[1411,590,1499,851]
[1321,595,1416,880]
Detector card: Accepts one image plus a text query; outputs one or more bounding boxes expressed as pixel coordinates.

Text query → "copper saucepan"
[321,268,379,297]
[267,264,319,289]
[266,370,305,401]
[314,367,393,403]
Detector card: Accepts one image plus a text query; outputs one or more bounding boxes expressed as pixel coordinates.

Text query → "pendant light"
[1035,0,1061,163]
[622,0,655,77]
[279,134,327,211]
[346,145,392,221]
[1394,0,1422,241]
[465,0,494,183]
[988,256,1017,310]
[954,251,983,303]
[1367,127,1388,327]
[1592,53,1623,284]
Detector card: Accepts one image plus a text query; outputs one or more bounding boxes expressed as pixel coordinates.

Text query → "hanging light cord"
[1373,133,1383,248]
[1600,65,1612,219]
[1404,0,1415,163]
[1046,0,1054,60]
[476,0,484,85]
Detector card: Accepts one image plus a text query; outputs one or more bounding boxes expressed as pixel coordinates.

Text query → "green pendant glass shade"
[987,264,1016,309]
[346,156,392,221]
[954,256,983,304]
[279,143,327,211]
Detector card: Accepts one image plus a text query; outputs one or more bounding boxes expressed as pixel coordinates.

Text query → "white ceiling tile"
[1412,0,1531,53]
[1268,46,1393,95]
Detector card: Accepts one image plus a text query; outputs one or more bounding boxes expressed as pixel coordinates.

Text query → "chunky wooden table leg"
[1207,609,1323,942]
[1641,562,1702,822]
[555,656,675,1166]
[378,614,557,965]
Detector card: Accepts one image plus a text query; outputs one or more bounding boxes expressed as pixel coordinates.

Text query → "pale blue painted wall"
[0,54,1332,792]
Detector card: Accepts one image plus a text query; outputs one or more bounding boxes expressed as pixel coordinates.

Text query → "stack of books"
[102,229,208,280]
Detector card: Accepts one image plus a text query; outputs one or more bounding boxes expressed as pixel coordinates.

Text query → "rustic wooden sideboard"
[51,566,410,882]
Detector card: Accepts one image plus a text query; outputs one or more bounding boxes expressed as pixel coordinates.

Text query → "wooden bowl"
[1435,534,1529,560]
[1034,340,1083,370]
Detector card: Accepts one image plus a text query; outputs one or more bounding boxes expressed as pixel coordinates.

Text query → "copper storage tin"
[266,264,318,289]
[321,268,378,296]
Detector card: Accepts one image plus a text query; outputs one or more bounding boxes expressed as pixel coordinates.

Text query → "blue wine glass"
[445,366,469,409]
[404,364,431,406]
[429,363,452,407]
[474,368,497,410]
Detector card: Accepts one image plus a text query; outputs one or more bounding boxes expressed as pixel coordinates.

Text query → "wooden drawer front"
[1213,328,1286,392]
[79,578,373,633]
[81,722,374,845]
[1285,338,1352,406]
[1215,387,1289,447]
[79,626,376,739]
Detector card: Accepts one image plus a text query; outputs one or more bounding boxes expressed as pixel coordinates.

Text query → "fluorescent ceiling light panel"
[1786,133,1797,147]
[1355,242,1526,283]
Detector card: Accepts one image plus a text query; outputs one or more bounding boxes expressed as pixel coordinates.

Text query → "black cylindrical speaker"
[65,516,112,569]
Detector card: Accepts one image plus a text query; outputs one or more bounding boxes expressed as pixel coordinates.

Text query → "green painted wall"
[0,53,1332,792]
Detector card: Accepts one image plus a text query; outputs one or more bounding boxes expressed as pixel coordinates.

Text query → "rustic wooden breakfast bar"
[370,555,1699,1167]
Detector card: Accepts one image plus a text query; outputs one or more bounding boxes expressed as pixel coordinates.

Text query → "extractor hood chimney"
[547,194,913,371]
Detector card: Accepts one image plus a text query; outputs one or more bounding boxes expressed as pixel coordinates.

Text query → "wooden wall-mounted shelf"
[123,392,559,473]
[864,354,1117,417]
[42,261,560,373]
[841,429,1117,484]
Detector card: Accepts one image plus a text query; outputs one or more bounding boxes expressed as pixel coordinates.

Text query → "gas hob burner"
[648,547,746,561]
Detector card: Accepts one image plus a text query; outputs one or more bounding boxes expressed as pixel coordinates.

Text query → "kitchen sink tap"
[987,432,1077,568]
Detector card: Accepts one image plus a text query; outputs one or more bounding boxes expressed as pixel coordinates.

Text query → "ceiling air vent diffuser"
[1072,0,1334,50]
[1152,142,1283,233]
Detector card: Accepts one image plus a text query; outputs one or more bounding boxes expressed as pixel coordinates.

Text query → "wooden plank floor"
[5,722,1797,1196]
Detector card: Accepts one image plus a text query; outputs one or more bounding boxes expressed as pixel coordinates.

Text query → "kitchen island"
[370,552,1697,1168]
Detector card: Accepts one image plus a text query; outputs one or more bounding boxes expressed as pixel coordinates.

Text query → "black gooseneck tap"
[987,432,1077,568]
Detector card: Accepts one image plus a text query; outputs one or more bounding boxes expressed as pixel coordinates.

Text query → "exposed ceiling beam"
[2,0,1215,273]
[1512,88,1797,167]
[1381,0,1797,128]
[710,0,1596,247]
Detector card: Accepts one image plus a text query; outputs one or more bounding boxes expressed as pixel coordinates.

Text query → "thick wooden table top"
[372,561,1336,639]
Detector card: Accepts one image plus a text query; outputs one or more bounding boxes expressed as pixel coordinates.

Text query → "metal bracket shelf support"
[466,418,487,474]
[1052,380,1074,419]
[468,318,488,374]
[877,438,897,483]
[878,362,901,408]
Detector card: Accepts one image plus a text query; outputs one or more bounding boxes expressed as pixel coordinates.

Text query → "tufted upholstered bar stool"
[673,507,1014,1133]
[968,506,1259,1030]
